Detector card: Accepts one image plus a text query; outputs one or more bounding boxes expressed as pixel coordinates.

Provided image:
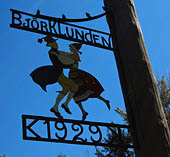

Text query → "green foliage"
[57,153,66,157]
[95,126,134,157]
[95,73,170,157]
[114,108,128,124]
[157,73,170,128]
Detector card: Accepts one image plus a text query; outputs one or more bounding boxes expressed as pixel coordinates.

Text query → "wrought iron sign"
[10,9,113,50]
[22,115,134,148]
[10,8,134,148]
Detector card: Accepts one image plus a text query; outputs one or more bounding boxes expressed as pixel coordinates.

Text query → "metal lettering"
[48,21,58,34]
[55,121,67,140]
[58,22,66,37]
[93,34,100,44]
[23,18,31,28]
[22,115,134,148]
[75,29,85,41]
[43,120,51,139]
[10,9,114,51]
[72,123,87,142]
[66,26,74,38]
[101,35,111,48]
[40,21,49,32]
[89,125,102,143]
[85,31,93,43]
[25,119,41,138]
[31,19,39,30]
[12,11,22,26]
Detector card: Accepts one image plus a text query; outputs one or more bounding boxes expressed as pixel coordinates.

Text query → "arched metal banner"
[10,9,113,51]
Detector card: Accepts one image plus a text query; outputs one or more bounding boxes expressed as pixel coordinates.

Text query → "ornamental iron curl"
[22,115,134,148]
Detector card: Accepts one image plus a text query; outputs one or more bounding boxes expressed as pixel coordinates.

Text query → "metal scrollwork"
[89,125,102,143]
[72,123,87,142]
[55,121,67,140]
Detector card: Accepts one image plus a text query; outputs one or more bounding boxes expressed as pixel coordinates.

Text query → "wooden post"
[104,0,170,156]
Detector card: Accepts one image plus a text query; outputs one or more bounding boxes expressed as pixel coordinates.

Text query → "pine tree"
[57,153,66,157]
[157,74,170,128]
[95,74,170,157]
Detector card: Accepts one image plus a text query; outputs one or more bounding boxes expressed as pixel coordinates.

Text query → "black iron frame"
[22,115,134,148]
[10,9,114,51]
[10,8,134,149]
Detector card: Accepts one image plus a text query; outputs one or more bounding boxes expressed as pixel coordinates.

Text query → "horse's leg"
[76,102,88,121]
[97,95,110,110]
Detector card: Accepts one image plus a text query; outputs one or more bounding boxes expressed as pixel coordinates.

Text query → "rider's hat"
[38,35,57,44]
[69,43,82,54]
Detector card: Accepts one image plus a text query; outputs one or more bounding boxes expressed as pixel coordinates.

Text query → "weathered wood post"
[104,0,170,156]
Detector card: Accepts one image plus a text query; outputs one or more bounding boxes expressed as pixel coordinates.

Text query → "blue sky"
[1,0,170,157]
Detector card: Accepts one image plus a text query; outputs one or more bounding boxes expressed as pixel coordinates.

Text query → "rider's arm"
[58,50,80,61]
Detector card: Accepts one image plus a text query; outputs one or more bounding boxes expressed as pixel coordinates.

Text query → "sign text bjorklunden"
[10,9,113,50]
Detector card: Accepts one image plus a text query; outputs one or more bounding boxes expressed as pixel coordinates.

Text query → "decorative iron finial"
[36,9,40,16]
[62,14,66,19]
[85,12,91,18]
[102,6,107,11]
